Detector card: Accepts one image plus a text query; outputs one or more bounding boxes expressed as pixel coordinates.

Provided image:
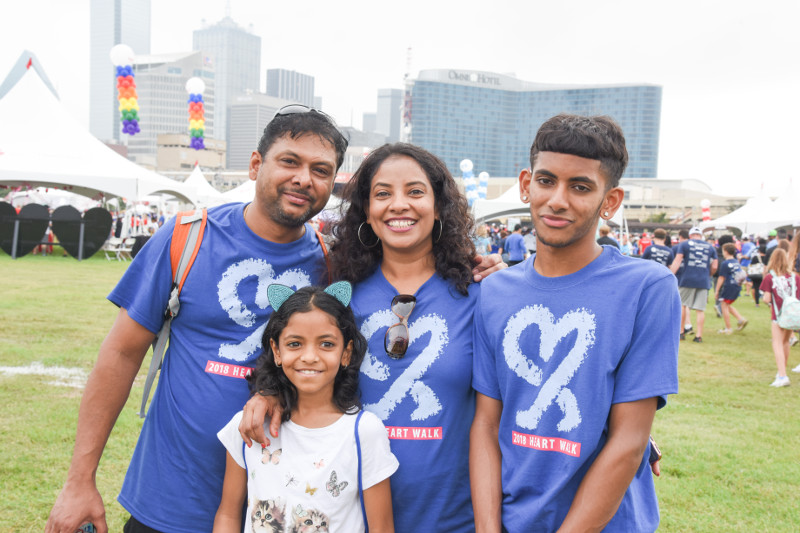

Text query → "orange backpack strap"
[315,229,333,284]
[170,209,208,296]
[139,208,207,417]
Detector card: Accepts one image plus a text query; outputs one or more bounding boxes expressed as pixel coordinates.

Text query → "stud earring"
[603,211,610,218]
[521,195,528,202]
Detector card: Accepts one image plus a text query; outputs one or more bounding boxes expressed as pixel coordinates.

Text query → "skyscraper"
[89,0,151,143]
[362,112,377,133]
[407,69,662,178]
[228,92,292,170]
[266,69,315,108]
[193,16,261,147]
[377,88,402,143]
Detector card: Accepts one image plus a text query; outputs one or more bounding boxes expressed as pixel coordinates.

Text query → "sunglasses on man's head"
[274,104,336,124]
[384,294,416,359]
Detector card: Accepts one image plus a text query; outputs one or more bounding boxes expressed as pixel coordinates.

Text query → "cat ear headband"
[267,281,353,312]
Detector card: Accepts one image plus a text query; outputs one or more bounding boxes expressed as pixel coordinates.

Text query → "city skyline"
[1,0,799,197]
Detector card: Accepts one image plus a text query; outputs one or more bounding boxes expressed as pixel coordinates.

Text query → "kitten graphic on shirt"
[289,505,330,533]
[250,499,285,533]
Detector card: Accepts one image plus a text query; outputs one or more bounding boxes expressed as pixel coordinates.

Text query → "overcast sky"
[2,0,798,197]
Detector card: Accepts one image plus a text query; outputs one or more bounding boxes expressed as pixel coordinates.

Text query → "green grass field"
[1,251,799,531]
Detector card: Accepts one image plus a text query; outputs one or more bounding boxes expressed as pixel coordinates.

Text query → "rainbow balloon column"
[186,77,206,150]
[110,44,140,136]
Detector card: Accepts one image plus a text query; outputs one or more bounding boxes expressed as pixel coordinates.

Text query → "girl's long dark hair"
[329,143,476,295]
[247,286,367,421]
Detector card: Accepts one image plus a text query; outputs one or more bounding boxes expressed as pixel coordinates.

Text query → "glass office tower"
[407,69,661,178]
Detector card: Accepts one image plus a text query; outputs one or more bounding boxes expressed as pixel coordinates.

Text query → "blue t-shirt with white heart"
[473,246,679,532]
[109,203,328,533]
[351,268,478,533]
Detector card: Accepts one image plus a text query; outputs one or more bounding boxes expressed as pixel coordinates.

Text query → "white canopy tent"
[184,164,227,207]
[4,186,100,211]
[472,186,528,223]
[768,182,800,230]
[698,188,778,235]
[0,68,197,204]
[222,179,255,203]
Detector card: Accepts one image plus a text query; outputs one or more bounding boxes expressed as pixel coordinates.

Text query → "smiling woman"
[330,143,476,295]
[327,143,482,531]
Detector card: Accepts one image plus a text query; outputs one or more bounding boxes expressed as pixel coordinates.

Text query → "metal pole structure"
[11,219,19,259]
[78,220,85,261]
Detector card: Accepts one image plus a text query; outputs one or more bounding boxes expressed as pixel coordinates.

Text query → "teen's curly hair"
[329,143,476,295]
[247,286,367,421]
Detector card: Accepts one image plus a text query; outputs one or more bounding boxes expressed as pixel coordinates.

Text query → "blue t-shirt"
[739,241,754,267]
[641,243,674,267]
[473,247,680,532]
[505,232,527,261]
[352,268,479,532]
[109,203,328,533]
[675,238,717,289]
[718,258,744,301]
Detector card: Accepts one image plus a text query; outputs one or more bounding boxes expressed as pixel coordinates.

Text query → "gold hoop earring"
[358,222,380,248]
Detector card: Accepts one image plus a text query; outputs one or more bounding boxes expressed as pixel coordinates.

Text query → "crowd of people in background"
[473,221,800,388]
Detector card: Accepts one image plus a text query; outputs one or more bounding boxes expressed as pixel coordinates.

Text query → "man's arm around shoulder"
[46,309,155,533]
[470,393,504,533]
[557,397,658,533]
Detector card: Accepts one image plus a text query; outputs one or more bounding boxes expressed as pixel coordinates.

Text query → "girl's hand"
[238,393,283,448]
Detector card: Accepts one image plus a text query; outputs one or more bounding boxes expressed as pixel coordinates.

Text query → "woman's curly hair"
[329,143,476,295]
[246,286,367,421]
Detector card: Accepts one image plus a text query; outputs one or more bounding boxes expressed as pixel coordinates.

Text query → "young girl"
[760,249,800,387]
[214,282,398,533]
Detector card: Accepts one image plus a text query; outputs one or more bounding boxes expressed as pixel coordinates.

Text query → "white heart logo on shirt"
[216,259,312,362]
[360,310,448,421]
[503,305,596,432]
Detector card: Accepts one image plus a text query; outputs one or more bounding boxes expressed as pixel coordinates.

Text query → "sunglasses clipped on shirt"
[384,294,416,359]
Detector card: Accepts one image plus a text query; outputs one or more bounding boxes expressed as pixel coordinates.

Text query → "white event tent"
[184,164,227,207]
[0,64,197,204]
[472,185,529,223]
[768,182,800,229]
[698,185,799,235]
[222,179,255,203]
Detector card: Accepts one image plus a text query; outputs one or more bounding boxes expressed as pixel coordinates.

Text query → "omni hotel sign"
[448,70,501,86]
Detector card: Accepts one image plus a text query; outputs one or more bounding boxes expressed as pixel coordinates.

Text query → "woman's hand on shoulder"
[472,253,507,282]
[238,393,283,448]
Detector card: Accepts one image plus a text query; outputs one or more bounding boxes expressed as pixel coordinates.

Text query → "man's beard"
[269,203,316,228]
[266,187,321,228]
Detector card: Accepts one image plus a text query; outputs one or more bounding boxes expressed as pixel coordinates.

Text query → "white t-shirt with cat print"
[218,409,398,533]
